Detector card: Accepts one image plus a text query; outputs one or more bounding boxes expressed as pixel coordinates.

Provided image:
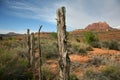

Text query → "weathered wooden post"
[57,6,70,80]
[27,29,31,67]
[31,33,35,80]
[38,25,42,80]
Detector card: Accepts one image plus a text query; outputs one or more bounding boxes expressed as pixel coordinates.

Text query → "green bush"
[83,31,98,45]
[70,74,78,80]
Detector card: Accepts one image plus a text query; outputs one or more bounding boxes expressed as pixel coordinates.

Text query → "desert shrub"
[118,42,120,50]
[101,40,120,50]
[75,38,80,43]
[0,53,28,80]
[85,45,93,51]
[101,65,120,80]
[101,40,110,49]
[44,52,59,59]
[70,74,78,80]
[90,41,101,48]
[78,48,86,54]
[0,40,29,80]
[68,42,93,55]
[78,43,93,55]
[23,70,33,80]
[8,37,13,40]
[51,32,57,39]
[109,40,120,50]
[68,43,80,54]
[40,41,58,62]
[83,69,107,80]
[82,65,120,80]
[42,68,57,80]
[83,69,99,80]
[51,31,69,39]
[0,36,3,40]
[88,56,104,67]
[83,31,98,45]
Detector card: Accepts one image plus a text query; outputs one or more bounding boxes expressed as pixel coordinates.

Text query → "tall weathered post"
[57,7,70,80]
[38,25,42,80]
[31,33,35,80]
[27,29,31,67]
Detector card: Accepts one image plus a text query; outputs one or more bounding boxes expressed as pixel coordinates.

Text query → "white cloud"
[6,0,56,23]
[0,29,11,34]
[113,26,120,29]
[0,29,25,34]
[6,0,120,30]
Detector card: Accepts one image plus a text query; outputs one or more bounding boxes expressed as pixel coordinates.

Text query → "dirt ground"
[43,48,120,78]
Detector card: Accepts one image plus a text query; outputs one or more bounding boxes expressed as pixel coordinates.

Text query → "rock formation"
[85,22,112,31]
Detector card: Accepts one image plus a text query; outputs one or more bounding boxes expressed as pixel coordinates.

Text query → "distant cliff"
[85,22,112,31]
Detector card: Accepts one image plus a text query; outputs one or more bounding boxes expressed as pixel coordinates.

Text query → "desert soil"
[43,48,120,78]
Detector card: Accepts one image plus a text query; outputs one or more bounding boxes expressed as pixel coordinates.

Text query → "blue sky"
[0,0,120,34]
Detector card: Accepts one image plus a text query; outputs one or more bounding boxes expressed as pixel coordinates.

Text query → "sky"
[0,0,120,34]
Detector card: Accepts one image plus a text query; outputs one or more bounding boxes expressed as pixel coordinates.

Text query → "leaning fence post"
[38,25,42,80]
[57,6,70,80]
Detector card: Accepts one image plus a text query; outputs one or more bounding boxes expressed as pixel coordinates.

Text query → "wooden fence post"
[27,29,31,67]
[38,25,42,80]
[57,6,70,80]
[31,33,35,80]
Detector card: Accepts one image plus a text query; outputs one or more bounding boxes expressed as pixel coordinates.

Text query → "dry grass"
[0,30,120,80]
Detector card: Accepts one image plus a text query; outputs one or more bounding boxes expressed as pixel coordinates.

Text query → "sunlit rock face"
[85,22,112,31]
